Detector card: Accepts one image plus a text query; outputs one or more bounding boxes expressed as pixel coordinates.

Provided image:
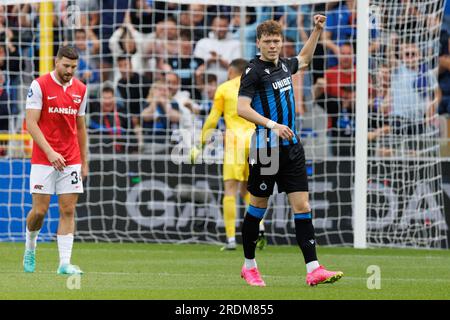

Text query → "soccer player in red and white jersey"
[23,46,88,275]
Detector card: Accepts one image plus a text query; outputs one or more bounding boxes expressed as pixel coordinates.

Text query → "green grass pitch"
[1,242,449,300]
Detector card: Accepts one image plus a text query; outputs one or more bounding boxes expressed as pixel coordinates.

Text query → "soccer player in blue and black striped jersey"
[237,16,343,287]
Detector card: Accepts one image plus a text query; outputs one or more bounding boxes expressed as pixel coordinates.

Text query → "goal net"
[0,0,448,248]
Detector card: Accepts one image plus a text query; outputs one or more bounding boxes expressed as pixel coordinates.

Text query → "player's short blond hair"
[257,20,283,40]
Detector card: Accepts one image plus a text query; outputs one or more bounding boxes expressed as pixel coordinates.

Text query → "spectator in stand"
[438,28,450,115]
[298,4,326,84]
[0,5,15,46]
[314,43,356,154]
[277,5,302,45]
[0,69,9,132]
[323,43,355,99]
[323,82,391,157]
[323,0,379,68]
[323,0,356,68]
[142,80,181,148]
[229,6,257,60]
[0,42,18,78]
[334,84,355,156]
[178,4,208,43]
[77,0,100,38]
[368,65,393,157]
[196,73,225,134]
[0,69,8,156]
[314,65,391,157]
[109,11,149,82]
[98,0,129,82]
[443,1,450,34]
[167,30,204,101]
[166,72,200,134]
[129,0,154,34]
[10,4,40,80]
[88,85,128,154]
[9,4,35,53]
[0,6,21,116]
[73,28,100,85]
[152,1,180,24]
[116,55,152,153]
[145,17,179,75]
[205,5,233,26]
[388,36,439,135]
[194,15,241,84]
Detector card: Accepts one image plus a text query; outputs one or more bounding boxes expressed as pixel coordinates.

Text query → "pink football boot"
[306,266,343,286]
[241,265,266,287]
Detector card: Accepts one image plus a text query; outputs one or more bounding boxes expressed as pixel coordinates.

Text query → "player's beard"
[58,71,73,84]
[63,73,73,82]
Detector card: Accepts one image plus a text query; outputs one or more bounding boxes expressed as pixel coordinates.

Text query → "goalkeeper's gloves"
[190,144,203,164]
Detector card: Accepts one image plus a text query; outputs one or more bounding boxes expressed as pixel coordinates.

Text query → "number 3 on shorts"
[71,171,80,184]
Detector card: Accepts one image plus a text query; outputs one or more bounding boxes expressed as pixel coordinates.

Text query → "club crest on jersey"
[27,88,33,98]
[245,67,251,75]
[264,68,270,75]
[72,94,82,104]
[282,63,288,72]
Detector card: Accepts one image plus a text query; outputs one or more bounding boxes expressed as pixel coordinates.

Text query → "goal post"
[354,0,369,248]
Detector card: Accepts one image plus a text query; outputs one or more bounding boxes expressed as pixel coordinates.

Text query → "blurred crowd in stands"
[0,0,449,157]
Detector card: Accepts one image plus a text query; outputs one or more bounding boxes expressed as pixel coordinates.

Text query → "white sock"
[245,258,257,269]
[259,223,265,232]
[228,237,236,244]
[306,260,320,273]
[25,227,40,251]
[57,233,74,267]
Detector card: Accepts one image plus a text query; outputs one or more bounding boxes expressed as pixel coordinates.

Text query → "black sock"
[242,213,262,259]
[294,213,318,264]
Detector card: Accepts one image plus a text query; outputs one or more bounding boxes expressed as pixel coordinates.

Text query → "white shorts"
[30,164,84,195]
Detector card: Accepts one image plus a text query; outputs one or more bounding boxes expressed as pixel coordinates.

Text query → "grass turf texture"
[1,242,449,300]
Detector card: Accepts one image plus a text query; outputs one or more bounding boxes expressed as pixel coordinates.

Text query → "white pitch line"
[1,271,449,284]
[4,247,448,260]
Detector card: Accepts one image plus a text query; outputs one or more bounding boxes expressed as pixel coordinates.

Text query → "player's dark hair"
[229,58,248,74]
[257,20,283,40]
[57,45,79,60]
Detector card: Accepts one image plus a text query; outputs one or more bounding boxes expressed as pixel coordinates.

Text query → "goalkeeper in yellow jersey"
[192,59,267,251]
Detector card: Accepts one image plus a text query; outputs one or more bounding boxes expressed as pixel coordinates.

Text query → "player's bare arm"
[26,108,66,171]
[297,14,326,70]
[237,96,294,140]
[77,115,88,179]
